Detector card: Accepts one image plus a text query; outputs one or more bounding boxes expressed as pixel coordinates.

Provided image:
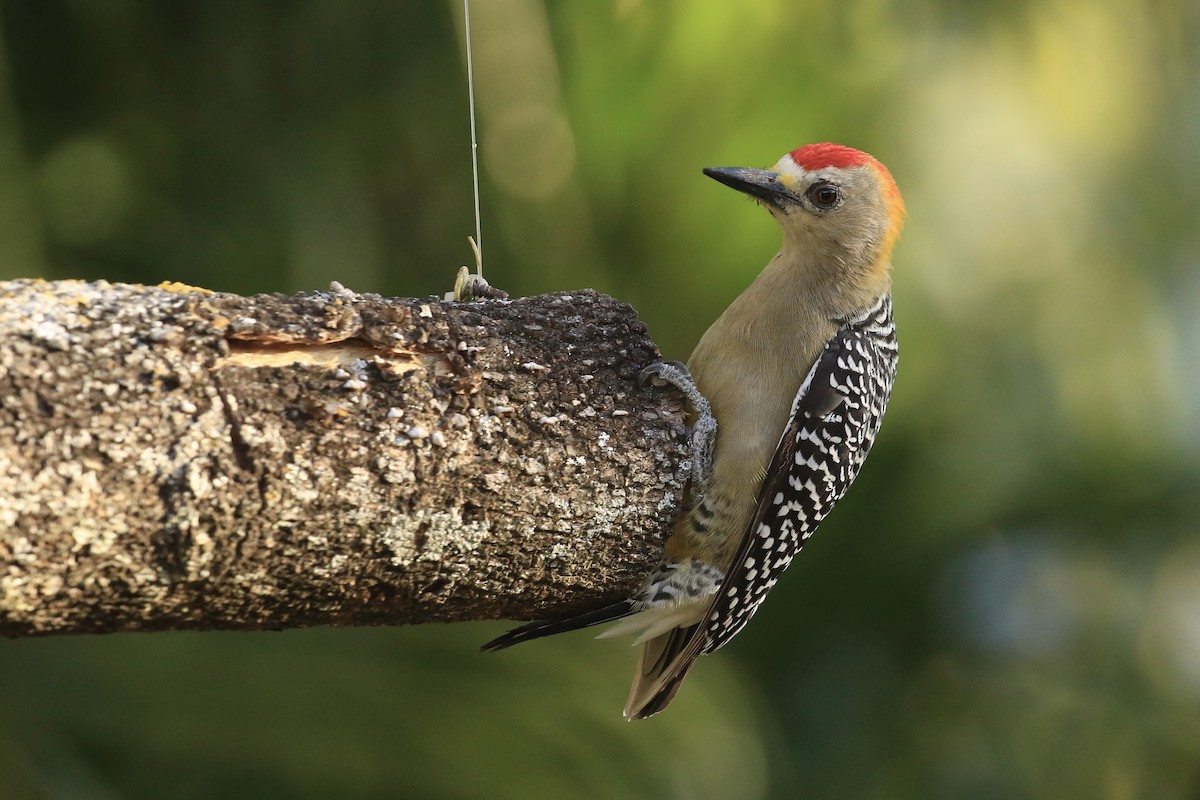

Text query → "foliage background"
[1,1,1198,797]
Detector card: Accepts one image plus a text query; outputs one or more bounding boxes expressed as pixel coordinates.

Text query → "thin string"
[464,0,482,273]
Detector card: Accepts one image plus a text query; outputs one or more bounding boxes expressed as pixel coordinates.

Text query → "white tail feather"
[594,604,706,644]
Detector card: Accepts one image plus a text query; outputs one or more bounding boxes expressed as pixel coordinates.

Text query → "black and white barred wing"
[699,308,898,655]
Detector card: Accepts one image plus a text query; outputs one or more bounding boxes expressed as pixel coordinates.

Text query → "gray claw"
[638,360,689,388]
[640,360,716,504]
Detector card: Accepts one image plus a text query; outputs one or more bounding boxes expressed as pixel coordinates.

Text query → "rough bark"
[0,280,691,637]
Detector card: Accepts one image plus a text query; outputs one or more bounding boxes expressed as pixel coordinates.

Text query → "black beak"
[703,167,799,208]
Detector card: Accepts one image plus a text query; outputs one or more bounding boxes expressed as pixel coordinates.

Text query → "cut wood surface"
[0,280,691,636]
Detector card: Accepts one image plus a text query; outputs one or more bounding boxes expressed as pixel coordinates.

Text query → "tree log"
[0,280,691,636]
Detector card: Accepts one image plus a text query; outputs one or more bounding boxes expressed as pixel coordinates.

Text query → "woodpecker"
[483,143,904,719]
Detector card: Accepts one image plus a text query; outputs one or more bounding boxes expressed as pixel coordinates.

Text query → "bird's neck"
[689,244,892,392]
[762,239,892,320]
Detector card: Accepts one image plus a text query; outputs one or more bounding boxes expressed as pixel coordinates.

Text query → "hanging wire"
[464,0,482,275]
[448,0,505,301]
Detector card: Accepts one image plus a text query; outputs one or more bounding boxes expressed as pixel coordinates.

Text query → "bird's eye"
[807,182,841,210]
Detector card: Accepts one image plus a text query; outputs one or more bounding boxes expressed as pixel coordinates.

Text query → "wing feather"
[699,306,897,655]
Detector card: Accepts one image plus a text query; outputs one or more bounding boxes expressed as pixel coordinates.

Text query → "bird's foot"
[640,360,716,503]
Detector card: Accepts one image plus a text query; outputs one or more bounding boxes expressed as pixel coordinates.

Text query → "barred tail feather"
[480,600,637,652]
[623,623,704,720]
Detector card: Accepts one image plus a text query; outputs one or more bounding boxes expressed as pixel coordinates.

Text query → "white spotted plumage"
[701,292,896,653]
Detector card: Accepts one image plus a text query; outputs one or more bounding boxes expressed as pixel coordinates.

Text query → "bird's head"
[704,143,904,304]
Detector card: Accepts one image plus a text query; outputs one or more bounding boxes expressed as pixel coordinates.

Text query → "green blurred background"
[1,1,1198,797]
